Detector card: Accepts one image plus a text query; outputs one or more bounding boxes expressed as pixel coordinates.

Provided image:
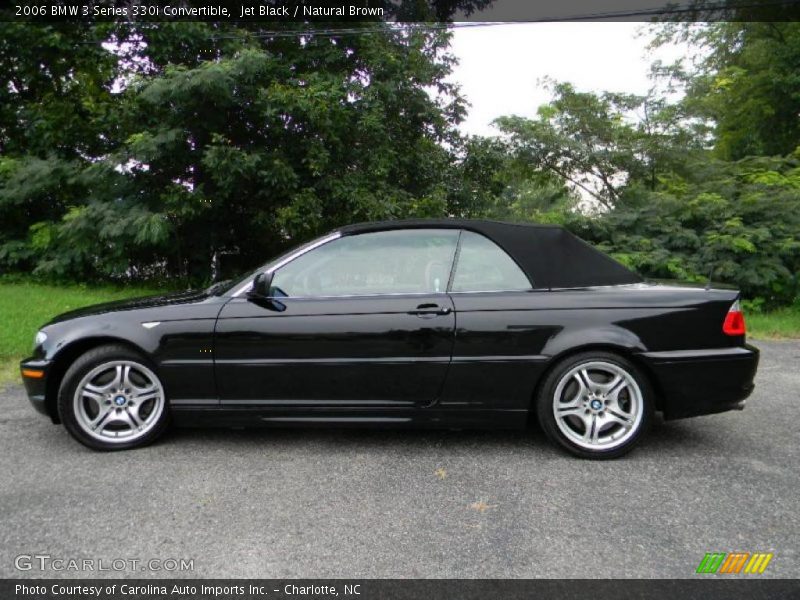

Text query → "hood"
[45,289,215,326]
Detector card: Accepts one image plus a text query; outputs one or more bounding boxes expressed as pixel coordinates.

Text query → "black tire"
[535,351,653,459]
[58,344,170,451]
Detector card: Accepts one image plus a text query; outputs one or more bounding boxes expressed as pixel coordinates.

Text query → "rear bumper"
[19,358,56,421]
[639,345,759,420]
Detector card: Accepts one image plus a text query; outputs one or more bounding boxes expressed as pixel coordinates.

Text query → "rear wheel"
[536,351,652,459]
[58,345,169,451]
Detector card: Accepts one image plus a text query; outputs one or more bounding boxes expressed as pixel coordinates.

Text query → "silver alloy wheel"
[552,360,644,451]
[73,360,165,443]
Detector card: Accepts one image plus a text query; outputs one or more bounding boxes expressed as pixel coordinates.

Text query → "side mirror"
[248,271,274,299]
[246,271,285,311]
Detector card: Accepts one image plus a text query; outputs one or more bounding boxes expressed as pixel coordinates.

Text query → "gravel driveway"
[1,340,798,578]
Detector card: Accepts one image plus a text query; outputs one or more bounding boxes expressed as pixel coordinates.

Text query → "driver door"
[214,229,459,408]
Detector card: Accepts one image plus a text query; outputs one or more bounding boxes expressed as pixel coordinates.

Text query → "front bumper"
[639,344,759,420]
[20,358,55,421]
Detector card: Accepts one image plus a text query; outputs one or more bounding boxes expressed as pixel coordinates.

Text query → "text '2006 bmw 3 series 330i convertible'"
[21,219,758,458]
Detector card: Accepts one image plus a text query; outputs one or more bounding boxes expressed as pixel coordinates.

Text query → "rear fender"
[542,325,647,357]
[531,326,665,417]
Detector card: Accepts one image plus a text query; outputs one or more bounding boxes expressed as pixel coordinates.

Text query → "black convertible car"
[21,219,758,458]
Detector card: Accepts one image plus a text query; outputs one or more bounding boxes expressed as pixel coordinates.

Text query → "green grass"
[0,282,162,387]
[747,305,800,340]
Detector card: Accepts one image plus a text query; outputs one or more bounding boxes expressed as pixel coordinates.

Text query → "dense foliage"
[0,18,798,307]
[478,23,800,308]
[0,20,463,282]
[576,155,800,307]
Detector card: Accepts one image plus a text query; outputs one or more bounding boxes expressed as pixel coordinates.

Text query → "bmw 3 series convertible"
[20,219,759,458]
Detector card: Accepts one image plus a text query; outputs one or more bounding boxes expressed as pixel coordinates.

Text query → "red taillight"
[723,300,746,336]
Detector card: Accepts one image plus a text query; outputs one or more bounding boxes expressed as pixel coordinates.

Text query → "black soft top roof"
[336,218,641,289]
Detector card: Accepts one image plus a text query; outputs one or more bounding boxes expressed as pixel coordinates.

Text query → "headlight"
[34,331,47,347]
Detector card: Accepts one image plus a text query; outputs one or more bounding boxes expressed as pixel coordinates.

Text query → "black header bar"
[4,0,800,22]
[3,579,800,600]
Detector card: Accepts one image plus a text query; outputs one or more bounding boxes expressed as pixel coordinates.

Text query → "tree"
[577,153,800,307]
[652,22,800,160]
[493,81,698,209]
[0,21,125,272]
[447,136,576,221]
[1,22,466,282]
[474,56,800,306]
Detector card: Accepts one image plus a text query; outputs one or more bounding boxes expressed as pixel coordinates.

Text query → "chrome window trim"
[231,232,342,297]
[448,289,536,294]
[231,291,452,301]
[230,289,540,301]
[548,283,643,291]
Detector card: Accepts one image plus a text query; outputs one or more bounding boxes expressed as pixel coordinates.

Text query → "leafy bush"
[574,153,800,307]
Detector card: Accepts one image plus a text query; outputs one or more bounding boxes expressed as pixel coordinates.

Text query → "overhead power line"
[205,0,800,40]
[66,0,800,45]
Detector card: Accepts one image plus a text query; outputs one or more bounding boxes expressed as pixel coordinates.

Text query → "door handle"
[409,303,452,317]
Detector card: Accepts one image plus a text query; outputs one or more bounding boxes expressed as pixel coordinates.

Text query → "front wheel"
[536,352,653,459]
[58,345,170,451]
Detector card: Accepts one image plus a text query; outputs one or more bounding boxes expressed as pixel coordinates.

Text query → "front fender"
[38,305,221,408]
[44,321,158,363]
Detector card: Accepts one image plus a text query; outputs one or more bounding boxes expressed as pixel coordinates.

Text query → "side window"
[451,231,531,292]
[271,229,459,297]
